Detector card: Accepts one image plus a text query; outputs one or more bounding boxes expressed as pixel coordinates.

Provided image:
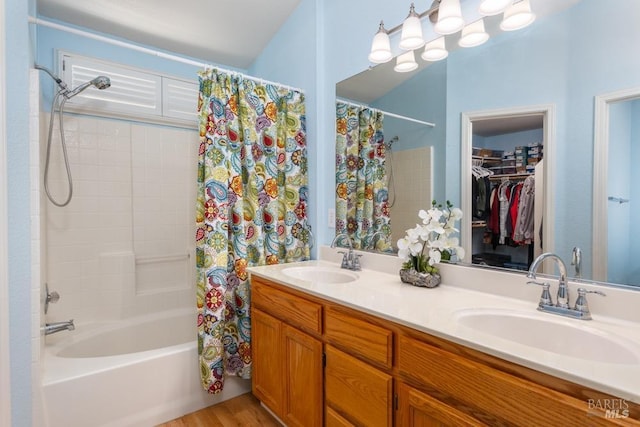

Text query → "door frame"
[461,104,556,266]
[592,87,640,281]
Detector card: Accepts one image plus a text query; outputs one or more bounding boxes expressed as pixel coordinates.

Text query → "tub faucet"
[43,319,75,336]
[527,252,569,308]
[330,233,361,271]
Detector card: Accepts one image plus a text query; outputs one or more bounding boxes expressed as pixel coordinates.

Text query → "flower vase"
[399,268,441,288]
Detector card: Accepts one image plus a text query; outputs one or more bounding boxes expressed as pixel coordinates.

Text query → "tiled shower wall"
[387,146,433,248]
[43,113,198,324]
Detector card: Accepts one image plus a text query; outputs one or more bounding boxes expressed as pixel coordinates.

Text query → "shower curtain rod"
[337,98,435,128]
[28,16,304,94]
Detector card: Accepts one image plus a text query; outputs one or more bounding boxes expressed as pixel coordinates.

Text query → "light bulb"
[394,51,419,72]
[399,3,425,50]
[478,0,512,16]
[500,0,536,31]
[435,0,465,35]
[421,37,448,62]
[368,21,392,63]
[458,19,489,48]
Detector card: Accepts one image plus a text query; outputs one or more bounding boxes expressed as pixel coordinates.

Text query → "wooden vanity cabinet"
[251,279,323,426]
[396,381,486,427]
[324,305,394,426]
[251,275,640,427]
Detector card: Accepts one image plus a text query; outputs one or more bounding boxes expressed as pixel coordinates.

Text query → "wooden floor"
[157,393,281,427]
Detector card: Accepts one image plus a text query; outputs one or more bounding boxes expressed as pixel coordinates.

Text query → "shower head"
[64,75,111,99]
[385,136,399,150]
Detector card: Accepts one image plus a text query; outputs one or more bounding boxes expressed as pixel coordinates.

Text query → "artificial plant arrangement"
[396,200,465,287]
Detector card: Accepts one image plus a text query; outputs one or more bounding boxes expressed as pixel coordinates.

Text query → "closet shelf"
[472,155,502,163]
[489,173,532,181]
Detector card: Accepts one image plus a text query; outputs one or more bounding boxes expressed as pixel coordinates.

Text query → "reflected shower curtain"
[196,69,310,393]
[335,102,391,250]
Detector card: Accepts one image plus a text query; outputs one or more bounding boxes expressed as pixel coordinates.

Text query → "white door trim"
[592,87,640,282]
[461,104,556,266]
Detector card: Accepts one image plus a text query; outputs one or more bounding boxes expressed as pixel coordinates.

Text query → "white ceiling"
[36,0,301,69]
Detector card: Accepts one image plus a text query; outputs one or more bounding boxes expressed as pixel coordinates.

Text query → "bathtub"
[42,308,251,427]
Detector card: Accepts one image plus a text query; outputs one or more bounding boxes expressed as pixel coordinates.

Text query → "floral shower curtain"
[335,102,391,250]
[196,69,310,393]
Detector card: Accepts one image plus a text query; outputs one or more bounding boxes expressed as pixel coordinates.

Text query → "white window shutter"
[57,52,198,126]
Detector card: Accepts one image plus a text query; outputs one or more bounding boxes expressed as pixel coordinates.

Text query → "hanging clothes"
[196,69,310,393]
[514,175,535,244]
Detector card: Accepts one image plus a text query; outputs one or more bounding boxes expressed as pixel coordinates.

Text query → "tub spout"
[43,319,75,336]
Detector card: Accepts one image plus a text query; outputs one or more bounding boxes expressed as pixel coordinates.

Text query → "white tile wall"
[29,69,44,427]
[43,113,199,324]
[388,146,433,247]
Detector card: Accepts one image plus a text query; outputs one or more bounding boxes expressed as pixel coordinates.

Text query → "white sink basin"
[455,308,640,364]
[281,266,359,284]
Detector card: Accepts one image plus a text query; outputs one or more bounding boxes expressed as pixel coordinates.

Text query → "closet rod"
[28,16,304,94]
[337,98,435,128]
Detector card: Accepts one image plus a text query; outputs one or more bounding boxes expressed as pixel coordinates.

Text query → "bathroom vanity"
[249,251,640,426]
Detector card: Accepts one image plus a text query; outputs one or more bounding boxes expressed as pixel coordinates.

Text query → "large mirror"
[335,0,640,287]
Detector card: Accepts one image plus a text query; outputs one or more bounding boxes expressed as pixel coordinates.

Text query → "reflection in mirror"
[461,105,554,274]
[336,0,640,289]
[593,88,640,286]
[334,101,435,252]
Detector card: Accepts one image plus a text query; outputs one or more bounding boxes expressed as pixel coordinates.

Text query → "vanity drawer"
[397,335,629,427]
[325,345,393,427]
[325,306,393,369]
[251,278,322,335]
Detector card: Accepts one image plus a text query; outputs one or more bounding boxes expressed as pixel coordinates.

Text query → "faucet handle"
[527,280,553,307]
[351,254,362,271]
[574,288,606,315]
[337,250,350,269]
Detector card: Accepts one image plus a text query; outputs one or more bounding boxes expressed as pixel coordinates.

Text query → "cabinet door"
[326,406,355,427]
[251,308,284,418]
[396,382,486,427]
[325,345,392,427]
[282,324,323,427]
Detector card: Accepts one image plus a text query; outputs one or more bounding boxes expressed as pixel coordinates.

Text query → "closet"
[471,116,544,271]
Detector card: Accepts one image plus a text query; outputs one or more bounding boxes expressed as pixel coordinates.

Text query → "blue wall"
[6,0,640,422]
[6,0,34,424]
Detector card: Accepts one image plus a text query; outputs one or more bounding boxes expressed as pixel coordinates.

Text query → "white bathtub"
[42,308,251,427]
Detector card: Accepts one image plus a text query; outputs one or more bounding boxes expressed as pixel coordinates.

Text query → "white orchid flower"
[450,207,463,220]
[397,234,423,259]
[428,248,442,265]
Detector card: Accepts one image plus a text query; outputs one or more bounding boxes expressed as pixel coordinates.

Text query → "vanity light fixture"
[367,0,536,71]
[500,0,536,31]
[422,37,449,61]
[434,0,465,35]
[394,50,419,72]
[478,0,512,16]
[399,3,425,50]
[368,21,393,64]
[458,18,489,48]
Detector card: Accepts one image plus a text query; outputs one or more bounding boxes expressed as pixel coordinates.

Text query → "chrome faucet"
[330,233,361,271]
[43,319,75,336]
[571,246,582,279]
[527,252,605,320]
[528,252,570,308]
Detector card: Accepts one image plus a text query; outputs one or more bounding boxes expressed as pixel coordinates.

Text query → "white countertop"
[248,247,640,405]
